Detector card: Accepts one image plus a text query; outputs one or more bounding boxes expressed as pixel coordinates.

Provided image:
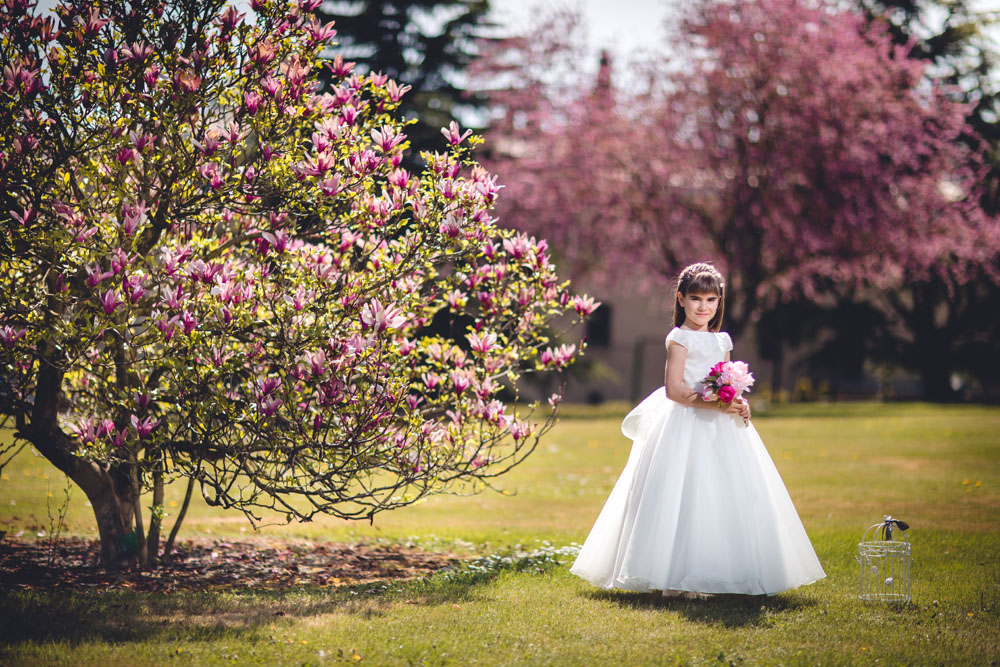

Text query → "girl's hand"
[736,398,751,425]
[719,399,742,415]
[722,397,751,425]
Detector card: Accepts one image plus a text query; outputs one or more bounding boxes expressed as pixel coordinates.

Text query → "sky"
[488,0,1000,75]
[489,0,673,64]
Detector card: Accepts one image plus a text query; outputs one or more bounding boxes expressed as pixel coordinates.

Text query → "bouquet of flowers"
[701,361,755,406]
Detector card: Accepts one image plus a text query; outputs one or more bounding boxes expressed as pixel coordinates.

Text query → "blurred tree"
[316,0,492,168]
[476,0,1000,399]
[858,0,1000,211]
[852,0,1000,399]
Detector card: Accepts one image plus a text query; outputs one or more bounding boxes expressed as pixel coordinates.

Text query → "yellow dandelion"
[962,479,970,485]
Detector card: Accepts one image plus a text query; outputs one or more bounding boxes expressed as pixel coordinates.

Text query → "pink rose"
[701,388,718,402]
[711,361,726,375]
[717,385,736,403]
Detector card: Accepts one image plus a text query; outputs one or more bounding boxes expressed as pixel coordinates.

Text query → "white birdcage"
[857,516,911,603]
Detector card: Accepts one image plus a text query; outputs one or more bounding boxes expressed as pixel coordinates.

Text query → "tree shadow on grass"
[0,539,566,649]
[0,567,500,649]
[584,589,818,628]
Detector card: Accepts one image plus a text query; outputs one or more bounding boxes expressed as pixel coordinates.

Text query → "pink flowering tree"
[477,0,1000,397]
[0,0,597,568]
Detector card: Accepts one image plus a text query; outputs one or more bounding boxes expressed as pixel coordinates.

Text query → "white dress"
[570,327,825,595]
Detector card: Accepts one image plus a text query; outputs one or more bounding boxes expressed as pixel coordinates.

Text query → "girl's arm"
[664,342,742,414]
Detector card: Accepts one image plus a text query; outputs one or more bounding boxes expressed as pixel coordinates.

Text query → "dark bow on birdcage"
[880,516,909,540]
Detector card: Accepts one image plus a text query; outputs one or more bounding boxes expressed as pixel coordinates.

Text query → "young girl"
[570,263,825,596]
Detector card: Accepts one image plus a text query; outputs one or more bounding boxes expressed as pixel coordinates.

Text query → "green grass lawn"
[1,402,999,665]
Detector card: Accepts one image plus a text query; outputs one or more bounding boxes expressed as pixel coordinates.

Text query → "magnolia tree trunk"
[26,365,142,567]
[30,433,142,567]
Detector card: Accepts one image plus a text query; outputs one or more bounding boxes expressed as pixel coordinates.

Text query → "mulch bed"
[0,537,460,593]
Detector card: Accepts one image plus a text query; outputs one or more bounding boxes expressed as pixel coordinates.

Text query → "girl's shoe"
[684,591,714,600]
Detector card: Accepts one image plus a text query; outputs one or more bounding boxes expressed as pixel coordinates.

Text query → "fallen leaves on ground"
[0,537,459,593]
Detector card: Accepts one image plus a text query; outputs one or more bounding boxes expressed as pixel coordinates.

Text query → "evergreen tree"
[317,1,492,166]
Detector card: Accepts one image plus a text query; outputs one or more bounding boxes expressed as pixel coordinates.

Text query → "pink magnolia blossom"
[122,42,153,63]
[259,396,282,417]
[199,162,223,189]
[540,343,576,368]
[360,298,407,332]
[85,264,113,287]
[467,331,497,354]
[192,130,221,157]
[326,54,355,77]
[121,200,147,235]
[130,414,161,439]
[10,206,35,227]
[0,326,26,346]
[297,152,336,176]
[508,419,532,441]
[219,121,244,145]
[371,125,405,152]
[174,69,201,93]
[441,121,473,146]
[215,5,244,32]
[450,370,471,394]
[304,16,337,44]
[397,338,417,356]
[439,213,462,238]
[261,75,283,98]
[99,289,122,314]
[569,294,601,316]
[244,91,264,114]
[143,65,161,88]
[385,80,411,102]
[421,372,441,390]
[255,376,282,396]
[483,399,508,428]
[181,311,198,335]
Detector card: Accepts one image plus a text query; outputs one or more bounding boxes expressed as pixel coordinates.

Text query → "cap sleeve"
[665,327,690,350]
[719,332,733,352]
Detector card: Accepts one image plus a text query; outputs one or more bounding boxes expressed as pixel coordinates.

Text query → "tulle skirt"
[570,389,825,595]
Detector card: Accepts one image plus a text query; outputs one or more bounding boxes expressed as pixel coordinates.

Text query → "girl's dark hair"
[672,262,726,332]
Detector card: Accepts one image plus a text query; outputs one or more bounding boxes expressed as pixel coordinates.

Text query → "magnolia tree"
[477,0,1000,396]
[0,0,597,567]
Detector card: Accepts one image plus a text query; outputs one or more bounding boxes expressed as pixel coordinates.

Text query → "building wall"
[556,284,922,405]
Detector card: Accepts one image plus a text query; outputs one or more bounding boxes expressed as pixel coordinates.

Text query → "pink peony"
[717,385,737,403]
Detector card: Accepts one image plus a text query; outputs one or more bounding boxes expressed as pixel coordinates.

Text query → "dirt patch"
[0,537,459,593]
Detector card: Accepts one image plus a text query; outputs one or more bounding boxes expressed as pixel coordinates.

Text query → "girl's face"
[678,291,720,330]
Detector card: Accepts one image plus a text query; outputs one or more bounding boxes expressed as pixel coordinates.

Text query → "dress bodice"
[665,327,733,390]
